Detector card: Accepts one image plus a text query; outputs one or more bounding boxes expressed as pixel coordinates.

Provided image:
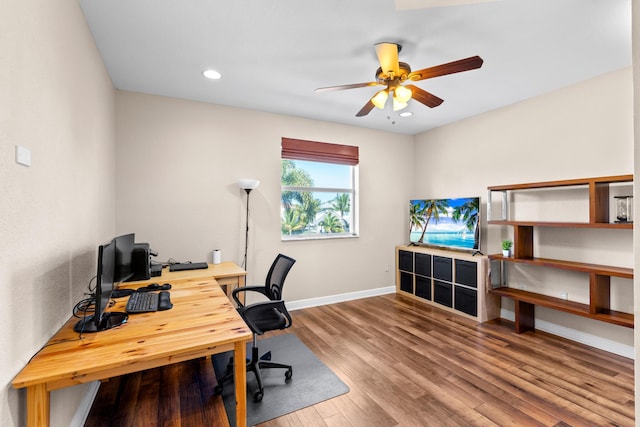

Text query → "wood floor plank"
[132,368,161,426]
[158,361,182,427]
[198,357,230,427]
[86,293,634,426]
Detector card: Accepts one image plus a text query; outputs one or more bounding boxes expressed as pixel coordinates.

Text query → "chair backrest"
[264,254,296,300]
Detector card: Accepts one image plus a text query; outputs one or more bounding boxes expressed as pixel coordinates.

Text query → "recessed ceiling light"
[399,111,413,117]
[202,69,222,80]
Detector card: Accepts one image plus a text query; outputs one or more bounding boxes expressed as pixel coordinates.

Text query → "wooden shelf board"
[488,175,633,191]
[488,220,633,230]
[488,255,633,279]
[491,287,588,312]
[593,310,634,328]
[490,287,634,328]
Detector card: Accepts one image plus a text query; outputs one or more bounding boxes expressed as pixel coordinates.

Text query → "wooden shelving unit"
[396,245,500,323]
[487,175,634,333]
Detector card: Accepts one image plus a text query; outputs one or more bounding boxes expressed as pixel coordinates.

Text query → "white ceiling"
[79,0,631,136]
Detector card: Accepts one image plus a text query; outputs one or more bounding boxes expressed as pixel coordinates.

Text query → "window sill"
[282,234,359,242]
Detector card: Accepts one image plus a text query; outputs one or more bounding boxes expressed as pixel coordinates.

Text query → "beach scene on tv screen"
[409,197,479,250]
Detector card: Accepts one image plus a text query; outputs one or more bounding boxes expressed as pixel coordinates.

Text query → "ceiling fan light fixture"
[371,89,389,109]
[393,98,408,111]
[394,85,412,103]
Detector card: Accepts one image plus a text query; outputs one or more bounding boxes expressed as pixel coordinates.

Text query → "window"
[281,138,358,240]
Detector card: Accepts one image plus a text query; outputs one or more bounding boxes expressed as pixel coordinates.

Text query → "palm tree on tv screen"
[409,201,427,238]
[418,199,450,243]
[452,198,480,249]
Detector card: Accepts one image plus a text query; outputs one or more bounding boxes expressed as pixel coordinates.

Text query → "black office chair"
[214,253,296,402]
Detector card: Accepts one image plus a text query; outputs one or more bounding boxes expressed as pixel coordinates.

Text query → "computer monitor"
[73,242,128,333]
[113,233,135,282]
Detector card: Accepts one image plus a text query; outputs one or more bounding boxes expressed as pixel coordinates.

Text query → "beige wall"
[633,0,639,422]
[0,0,116,426]
[3,1,639,425]
[415,68,634,354]
[115,91,414,302]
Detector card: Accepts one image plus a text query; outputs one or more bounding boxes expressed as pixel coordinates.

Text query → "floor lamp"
[237,179,260,270]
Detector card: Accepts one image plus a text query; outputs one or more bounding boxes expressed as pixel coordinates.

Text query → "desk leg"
[234,340,247,427]
[237,275,246,305]
[27,383,50,427]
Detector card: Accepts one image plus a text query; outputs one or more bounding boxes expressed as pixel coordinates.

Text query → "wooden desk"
[131,262,247,300]
[12,269,252,427]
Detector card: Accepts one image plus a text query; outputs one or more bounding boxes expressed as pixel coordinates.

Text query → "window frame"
[281,138,359,241]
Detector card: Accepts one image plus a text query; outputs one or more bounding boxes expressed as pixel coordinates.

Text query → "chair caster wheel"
[285,367,293,381]
[254,391,264,402]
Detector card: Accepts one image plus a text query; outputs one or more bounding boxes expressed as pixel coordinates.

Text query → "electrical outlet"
[385,264,390,272]
[560,291,568,300]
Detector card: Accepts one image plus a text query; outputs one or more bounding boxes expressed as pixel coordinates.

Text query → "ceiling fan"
[315,42,483,117]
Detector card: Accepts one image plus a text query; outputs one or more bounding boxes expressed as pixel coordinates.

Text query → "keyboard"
[169,262,208,272]
[126,291,173,313]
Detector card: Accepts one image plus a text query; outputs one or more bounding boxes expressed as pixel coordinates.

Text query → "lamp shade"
[393,97,408,111]
[237,179,260,190]
[371,89,389,109]
[394,85,412,103]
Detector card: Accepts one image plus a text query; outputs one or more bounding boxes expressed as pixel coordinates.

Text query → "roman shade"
[281,137,359,166]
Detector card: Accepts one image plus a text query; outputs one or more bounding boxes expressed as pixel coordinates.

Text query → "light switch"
[16,145,31,167]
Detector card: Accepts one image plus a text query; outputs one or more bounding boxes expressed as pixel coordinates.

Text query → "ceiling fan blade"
[375,42,400,77]
[405,85,444,108]
[408,56,483,81]
[355,100,376,117]
[315,82,379,93]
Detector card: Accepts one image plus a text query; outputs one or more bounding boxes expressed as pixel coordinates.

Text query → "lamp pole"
[243,187,252,270]
[237,179,260,271]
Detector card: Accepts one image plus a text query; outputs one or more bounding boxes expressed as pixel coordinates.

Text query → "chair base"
[214,345,292,402]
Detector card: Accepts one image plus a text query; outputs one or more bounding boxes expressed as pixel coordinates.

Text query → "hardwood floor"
[86,294,634,426]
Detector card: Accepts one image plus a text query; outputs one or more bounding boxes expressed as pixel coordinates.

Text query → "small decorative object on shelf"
[615,196,633,223]
[501,240,512,257]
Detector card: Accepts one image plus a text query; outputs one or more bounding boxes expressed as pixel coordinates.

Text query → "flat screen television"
[409,197,480,252]
[73,241,128,333]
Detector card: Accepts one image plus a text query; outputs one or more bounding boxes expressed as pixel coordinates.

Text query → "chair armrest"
[240,300,292,335]
[231,285,269,307]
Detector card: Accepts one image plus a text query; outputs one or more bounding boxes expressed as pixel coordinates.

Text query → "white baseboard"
[287,285,396,311]
[70,381,100,427]
[500,308,634,359]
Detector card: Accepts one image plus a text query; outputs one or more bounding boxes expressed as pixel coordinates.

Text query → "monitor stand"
[73,312,128,333]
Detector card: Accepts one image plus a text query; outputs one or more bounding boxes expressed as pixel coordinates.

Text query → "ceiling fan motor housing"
[376,62,412,83]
